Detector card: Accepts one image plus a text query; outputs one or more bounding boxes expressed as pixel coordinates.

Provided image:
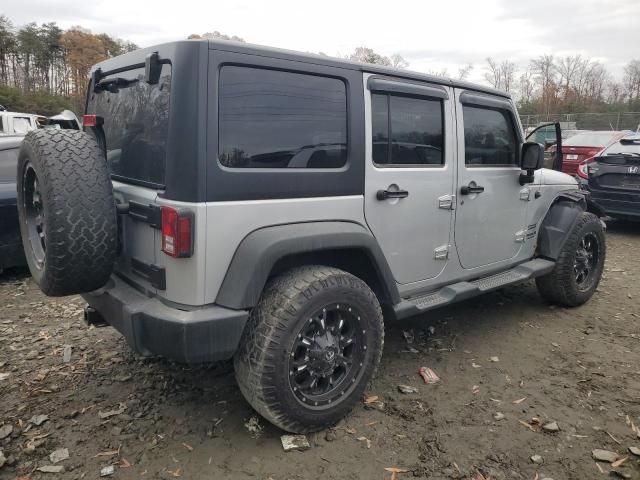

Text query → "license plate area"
[566,154,579,160]
[621,176,640,189]
[599,173,640,190]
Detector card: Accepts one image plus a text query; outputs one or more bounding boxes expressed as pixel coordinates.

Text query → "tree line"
[349,48,640,115]
[1,15,637,118]
[482,55,640,115]
[0,15,137,114]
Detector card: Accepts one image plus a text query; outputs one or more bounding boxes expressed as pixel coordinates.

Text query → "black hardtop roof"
[206,39,511,99]
[92,39,510,100]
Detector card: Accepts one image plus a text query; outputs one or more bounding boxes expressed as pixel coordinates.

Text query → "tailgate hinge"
[128,201,162,229]
[131,258,166,290]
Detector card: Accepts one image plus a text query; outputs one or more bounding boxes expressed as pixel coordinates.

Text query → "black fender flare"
[215,221,400,310]
[537,191,588,260]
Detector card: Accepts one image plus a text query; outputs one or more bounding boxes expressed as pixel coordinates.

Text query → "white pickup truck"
[0,111,41,136]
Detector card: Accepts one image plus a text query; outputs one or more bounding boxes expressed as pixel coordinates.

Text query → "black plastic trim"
[128,201,162,229]
[459,91,513,110]
[394,258,555,320]
[83,275,249,364]
[536,193,588,260]
[367,76,449,99]
[215,221,400,309]
[131,258,166,290]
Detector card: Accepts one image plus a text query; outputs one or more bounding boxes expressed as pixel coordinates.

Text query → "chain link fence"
[520,112,640,133]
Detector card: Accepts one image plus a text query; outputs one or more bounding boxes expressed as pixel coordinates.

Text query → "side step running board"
[393,258,555,320]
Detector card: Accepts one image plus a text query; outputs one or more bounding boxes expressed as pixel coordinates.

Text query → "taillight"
[161,206,193,258]
[577,149,604,179]
[577,158,595,180]
[82,114,103,127]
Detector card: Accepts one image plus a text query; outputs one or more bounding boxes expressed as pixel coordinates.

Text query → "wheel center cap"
[309,331,339,373]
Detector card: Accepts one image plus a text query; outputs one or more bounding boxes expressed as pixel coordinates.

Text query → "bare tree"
[555,55,585,99]
[623,59,640,102]
[348,47,391,66]
[605,80,625,104]
[427,68,449,78]
[530,55,558,112]
[484,58,517,92]
[457,63,473,81]
[484,57,501,89]
[518,70,535,103]
[188,31,245,42]
[500,60,517,93]
[530,55,557,92]
[390,53,409,69]
[583,62,608,102]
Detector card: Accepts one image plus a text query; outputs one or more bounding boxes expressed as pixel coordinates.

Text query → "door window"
[463,106,518,167]
[371,93,444,166]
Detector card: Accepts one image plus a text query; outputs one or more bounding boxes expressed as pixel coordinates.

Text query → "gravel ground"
[1,220,639,480]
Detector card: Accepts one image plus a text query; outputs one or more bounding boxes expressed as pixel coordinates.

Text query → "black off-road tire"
[234,266,384,433]
[536,212,606,307]
[17,129,117,296]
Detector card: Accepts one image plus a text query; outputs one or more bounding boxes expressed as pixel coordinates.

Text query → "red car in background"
[547,131,632,176]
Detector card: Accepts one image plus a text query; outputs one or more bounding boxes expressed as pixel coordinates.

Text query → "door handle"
[376,189,409,201]
[460,183,485,195]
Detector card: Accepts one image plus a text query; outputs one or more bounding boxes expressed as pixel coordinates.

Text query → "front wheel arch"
[536,196,587,261]
[536,211,606,307]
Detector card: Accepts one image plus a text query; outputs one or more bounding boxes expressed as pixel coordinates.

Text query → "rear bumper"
[82,275,249,364]
[590,189,640,219]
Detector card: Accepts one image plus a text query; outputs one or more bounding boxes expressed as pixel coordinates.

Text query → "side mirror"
[520,142,544,185]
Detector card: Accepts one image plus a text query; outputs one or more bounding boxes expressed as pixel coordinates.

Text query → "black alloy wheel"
[536,211,606,307]
[288,303,366,408]
[22,162,47,269]
[574,232,600,291]
[234,266,384,433]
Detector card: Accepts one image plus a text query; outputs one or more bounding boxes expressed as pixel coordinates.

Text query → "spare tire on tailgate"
[17,129,117,296]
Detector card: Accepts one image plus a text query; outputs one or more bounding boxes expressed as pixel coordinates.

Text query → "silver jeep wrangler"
[16,40,606,433]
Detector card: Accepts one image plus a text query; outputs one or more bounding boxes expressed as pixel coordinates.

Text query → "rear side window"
[463,106,517,166]
[371,93,444,166]
[89,64,171,187]
[218,66,347,169]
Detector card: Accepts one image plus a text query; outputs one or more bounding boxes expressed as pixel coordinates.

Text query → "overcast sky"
[4,0,640,84]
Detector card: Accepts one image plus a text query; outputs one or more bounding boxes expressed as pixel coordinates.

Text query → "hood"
[533,168,578,187]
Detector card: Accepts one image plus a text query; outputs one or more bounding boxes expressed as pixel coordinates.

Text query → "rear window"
[564,132,618,147]
[88,64,171,187]
[218,66,347,169]
[602,136,640,155]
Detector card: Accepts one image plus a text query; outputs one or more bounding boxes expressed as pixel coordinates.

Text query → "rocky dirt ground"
[1,220,639,480]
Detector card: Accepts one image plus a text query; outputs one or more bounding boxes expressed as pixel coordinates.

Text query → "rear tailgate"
[589,155,640,215]
[590,155,640,191]
[85,62,172,294]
